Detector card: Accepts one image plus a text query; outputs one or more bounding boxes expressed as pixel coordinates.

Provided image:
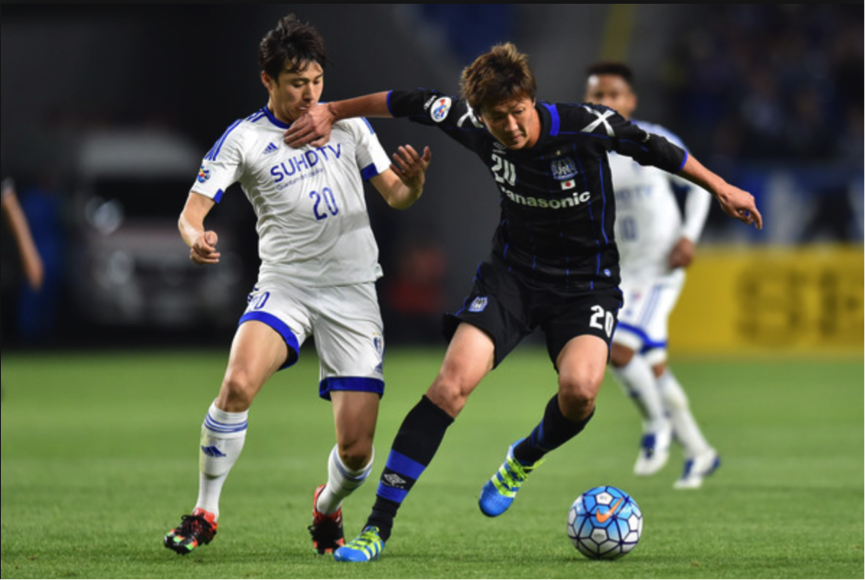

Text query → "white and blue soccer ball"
[567,486,642,560]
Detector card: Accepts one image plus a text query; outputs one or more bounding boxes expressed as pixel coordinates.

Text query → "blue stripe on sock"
[204,414,247,433]
[377,484,409,503]
[385,450,426,480]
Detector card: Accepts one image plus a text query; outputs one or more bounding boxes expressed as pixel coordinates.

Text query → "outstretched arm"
[370,144,432,210]
[178,191,220,265]
[284,92,392,148]
[678,155,763,230]
[1,185,43,291]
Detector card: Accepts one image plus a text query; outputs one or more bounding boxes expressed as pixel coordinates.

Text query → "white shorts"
[238,270,385,400]
[613,269,685,366]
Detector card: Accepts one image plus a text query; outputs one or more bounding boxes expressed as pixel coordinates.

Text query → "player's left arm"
[369,144,432,210]
[597,106,762,230]
[677,154,762,230]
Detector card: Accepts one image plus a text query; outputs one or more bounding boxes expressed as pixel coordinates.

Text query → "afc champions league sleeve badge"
[197,165,211,184]
[430,97,452,123]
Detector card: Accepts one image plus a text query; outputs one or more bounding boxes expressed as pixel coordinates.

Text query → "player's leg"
[610,281,673,475]
[479,334,608,517]
[335,323,493,562]
[309,391,379,554]
[609,343,672,473]
[480,286,624,516]
[654,363,719,489]
[309,282,383,554]
[165,320,290,555]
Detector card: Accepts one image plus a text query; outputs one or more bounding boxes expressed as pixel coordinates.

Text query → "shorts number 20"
[589,305,615,338]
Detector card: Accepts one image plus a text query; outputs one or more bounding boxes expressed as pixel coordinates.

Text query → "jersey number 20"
[310,187,340,221]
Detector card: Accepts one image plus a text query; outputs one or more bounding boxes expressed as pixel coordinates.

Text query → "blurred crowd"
[665,4,863,168]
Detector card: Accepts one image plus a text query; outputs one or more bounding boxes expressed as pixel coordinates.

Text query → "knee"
[219,368,259,411]
[427,371,475,418]
[557,370,603,419]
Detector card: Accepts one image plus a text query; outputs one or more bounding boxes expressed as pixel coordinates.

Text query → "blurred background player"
[163,14,431,556]
[284,42,761,562]
[584,62,719,489]
[1,165,45,395]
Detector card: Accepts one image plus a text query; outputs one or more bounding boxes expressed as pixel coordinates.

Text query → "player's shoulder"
[204,108,277,160]
[544,101,620,133]
[548,101,606,118]
[632,119,687,150]
[334,114,378,138]
[212,109,266,142]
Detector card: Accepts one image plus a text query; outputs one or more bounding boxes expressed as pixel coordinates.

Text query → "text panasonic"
[503,189,592,209]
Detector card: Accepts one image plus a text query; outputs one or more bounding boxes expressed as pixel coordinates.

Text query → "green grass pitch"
[1,346,862,579]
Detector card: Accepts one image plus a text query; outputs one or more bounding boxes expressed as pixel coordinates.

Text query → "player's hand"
[190,231,220,265]
[668,237,695,270]
[391,145,432,191]
[715,184,763,230]
[283,103,335,148]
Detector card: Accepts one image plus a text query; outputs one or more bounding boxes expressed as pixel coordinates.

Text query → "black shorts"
[442,258,623,369]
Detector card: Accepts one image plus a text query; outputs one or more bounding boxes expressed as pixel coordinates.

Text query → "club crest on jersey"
[468,296,488,313]
[197,165,211,183]
[431,97,452,123]
[551,157,578,181]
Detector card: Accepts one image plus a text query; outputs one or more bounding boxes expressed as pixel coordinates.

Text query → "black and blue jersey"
[386,89,688,291]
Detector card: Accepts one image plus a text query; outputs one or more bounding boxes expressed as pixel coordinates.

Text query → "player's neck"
[267,100,296,126]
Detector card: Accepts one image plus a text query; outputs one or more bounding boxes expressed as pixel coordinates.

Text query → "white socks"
[658,369,712,458]
[192,405,374,520]
[195,401,248,520]
[316,445,374,515]
[611,356,668,435]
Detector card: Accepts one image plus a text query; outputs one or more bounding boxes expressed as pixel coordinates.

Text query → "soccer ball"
[567,486,642,560]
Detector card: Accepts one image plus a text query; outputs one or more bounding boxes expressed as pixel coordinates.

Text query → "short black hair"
[586,62,634,86]
[258,14,327,80]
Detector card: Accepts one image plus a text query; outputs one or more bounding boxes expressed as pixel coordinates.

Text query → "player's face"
[584,74,636,119]
[479,97,541,150]
[263,61,324,124]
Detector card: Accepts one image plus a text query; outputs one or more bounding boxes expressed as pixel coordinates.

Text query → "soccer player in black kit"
[285,42,762,562]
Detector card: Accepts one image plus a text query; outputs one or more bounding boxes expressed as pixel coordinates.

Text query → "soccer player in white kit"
[584,62,720,489]
[163,14,431,556]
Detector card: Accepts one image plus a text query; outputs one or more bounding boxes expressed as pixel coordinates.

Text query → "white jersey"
[191,106,391,286]
[609,120,712,281]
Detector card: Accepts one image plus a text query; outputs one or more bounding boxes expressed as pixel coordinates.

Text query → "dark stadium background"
[1,4,862,353]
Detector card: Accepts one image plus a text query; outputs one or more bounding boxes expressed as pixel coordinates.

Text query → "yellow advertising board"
[668,245,864,357]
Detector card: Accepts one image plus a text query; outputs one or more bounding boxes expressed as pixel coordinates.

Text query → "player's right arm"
[1,180,44,290]
[182,119,246,265]
[179,192,220,265]
[284,92,392,148]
